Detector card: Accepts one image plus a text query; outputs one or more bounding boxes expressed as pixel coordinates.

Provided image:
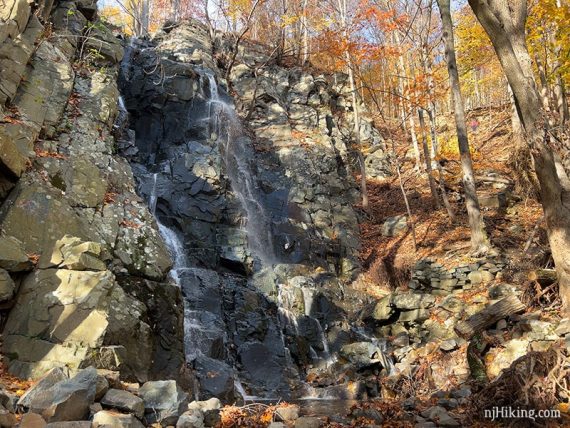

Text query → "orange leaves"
[34,149,68,160]
[219,403,281,427]
[119,219,142,229]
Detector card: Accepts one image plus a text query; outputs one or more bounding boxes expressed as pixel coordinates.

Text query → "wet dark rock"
[100,389,144,419]
[193,357,235,401]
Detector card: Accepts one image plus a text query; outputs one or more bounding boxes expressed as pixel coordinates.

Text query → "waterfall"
[352,326,397,376]
[204,73,276,266]
[148,173,158,215]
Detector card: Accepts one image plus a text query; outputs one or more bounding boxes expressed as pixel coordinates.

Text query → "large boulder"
[92,410,145,428]
[139,380,189,425]
[3,269,152,380]
[17,368,68,409]
[27,368,98,423]
[100,389,144,419]
[339,342,389,370]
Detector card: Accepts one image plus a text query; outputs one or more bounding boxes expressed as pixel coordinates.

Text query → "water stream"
[119,59,396,402]
[204,73,276,266]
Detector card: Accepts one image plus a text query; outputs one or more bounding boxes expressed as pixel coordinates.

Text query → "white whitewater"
[205,73,276,265]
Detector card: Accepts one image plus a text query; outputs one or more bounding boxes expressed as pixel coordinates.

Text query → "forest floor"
[356,105,547,300]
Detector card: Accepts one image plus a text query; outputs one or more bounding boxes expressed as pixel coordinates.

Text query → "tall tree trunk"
[469,0,570,314]
[553,49,569,124]
[438,0,490,254]
[409,107,422,171]
[419,109,440,209]
[301,0,309,64]
[337,0,368,210]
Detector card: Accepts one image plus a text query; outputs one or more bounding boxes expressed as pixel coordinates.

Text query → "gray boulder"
[339,342,387,369]
[176,409,204,428]
[372,294,393,321]
[100,389,144,419]
[421,406,460,427]
[139,380,188,425]
[392,292,435,310]
[27,367,98,422]
[92,410,145,428]
[17,368,68,409]
[3,269,152,381]
[382,215,408,237]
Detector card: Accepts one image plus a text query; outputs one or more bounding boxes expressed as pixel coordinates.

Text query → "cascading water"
[204,73,276,266]
[120,39,391,401]
[352,326,397,376]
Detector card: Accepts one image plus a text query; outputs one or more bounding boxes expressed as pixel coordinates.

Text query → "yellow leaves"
[437,136,478,162]
[527,0,570,84]
[280,13,300,27]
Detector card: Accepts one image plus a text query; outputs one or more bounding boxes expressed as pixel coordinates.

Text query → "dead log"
[528,269,557,287]
[455,295,525,339]
[475,175,512,185]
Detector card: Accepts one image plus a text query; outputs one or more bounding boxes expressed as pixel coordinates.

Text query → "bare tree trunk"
[438,0,490,254]
[469,0,570,314]
[338,0,368,210]
[409,108,422,171]
[419,109,440,209]
[553,53,569,123]
[301,0,309,64]
[535,54,553,116]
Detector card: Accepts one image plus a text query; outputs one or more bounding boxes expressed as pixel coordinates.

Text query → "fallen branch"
[455,295,525,339]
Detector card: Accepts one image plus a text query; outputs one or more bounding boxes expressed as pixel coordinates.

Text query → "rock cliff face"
[1,0,392,402]
[117,20,392,399]
[0,0,185,384]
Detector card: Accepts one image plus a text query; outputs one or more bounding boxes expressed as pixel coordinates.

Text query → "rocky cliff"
[0,0,392,404]
[0,0,185,384]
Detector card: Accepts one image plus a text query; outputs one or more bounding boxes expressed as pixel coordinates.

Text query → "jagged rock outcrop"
[118,21,388,399]
[0,0,185,384]
[1,0,390,403]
